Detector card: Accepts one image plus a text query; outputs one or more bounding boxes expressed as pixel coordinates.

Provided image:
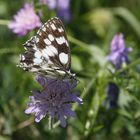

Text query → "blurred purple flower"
[8,3,42,36]
[57,8,71,22]
[25,76,83,127]
[108,33,132,69]
[40,0,71,21]
[40,0,56,9]
[105,82,119,109]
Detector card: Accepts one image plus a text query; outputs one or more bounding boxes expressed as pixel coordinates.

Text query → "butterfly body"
[19,17,75,79]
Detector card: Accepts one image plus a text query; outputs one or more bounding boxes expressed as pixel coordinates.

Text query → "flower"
[40,0,71,21]
[25,76,83,127]
[40,0,56,9]
[108,33,132,69]
[57,8,71,22]
[8,3,42,36]
[104,82,119,109]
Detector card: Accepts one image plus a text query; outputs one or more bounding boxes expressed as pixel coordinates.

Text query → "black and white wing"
[19,17,71,78]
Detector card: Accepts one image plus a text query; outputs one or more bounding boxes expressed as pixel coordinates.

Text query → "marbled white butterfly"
[19,17,75,79]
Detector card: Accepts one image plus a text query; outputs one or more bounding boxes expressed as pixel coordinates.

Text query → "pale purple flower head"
[108,33,132,69]
[25,76,83,127]
[40,0,71,21]
[8,3,42,36]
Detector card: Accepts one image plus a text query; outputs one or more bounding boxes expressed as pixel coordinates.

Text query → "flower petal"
[59,115,66,127]
[8,3,41,36]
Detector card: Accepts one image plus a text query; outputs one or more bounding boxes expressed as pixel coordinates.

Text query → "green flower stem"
[52,120,60,129]
[84,92,100,136]
[0,19,10,25]
[68,35,89,48]
[116,57,140,75]
[48,116,52,130]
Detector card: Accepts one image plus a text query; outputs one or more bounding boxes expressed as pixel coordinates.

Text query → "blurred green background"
[0,0,140,140]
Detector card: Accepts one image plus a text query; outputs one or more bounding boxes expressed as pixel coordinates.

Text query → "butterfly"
[19,17,75,79]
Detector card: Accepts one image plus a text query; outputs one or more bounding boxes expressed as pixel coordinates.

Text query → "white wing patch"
[33,58,42,64]
[48,34,54,41]
[44,38,51,45]
[34,51,42,58]
[49,45,58,55]
[42,49,49,60]
[56,36,66,45]
[42,45,57,57]
[50,23,56,30]
[42,26,46,32]
[59,52,68,64]
[58,27,63,33]
[44,47,54,57]
[35,37,39,43]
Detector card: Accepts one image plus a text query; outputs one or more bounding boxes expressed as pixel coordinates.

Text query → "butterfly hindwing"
[19,17,71,77]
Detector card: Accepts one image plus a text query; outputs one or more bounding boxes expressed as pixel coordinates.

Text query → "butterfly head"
[64,70,76,81]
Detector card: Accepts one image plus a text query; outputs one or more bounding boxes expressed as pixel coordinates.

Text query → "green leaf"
[71,55,83,71]
[112,7,140,38]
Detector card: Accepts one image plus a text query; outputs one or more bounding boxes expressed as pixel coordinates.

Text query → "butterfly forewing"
[19,17,71,77]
